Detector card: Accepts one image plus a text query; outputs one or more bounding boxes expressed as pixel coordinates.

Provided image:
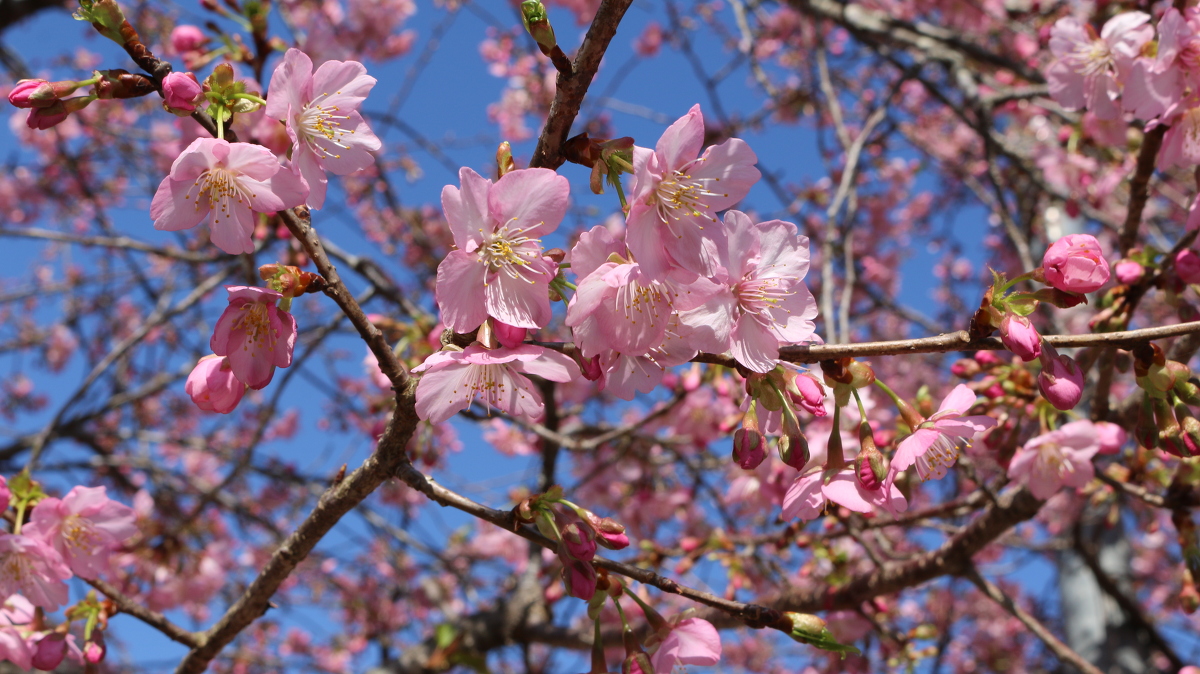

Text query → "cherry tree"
[0,0,1197,672]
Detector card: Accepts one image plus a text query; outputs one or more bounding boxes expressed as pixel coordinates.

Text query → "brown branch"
[87,577,202,649]
[174,388,422,674]
[0,227,229,262]
[964,567,1105,674]
[529,0,633,170]
[1118,125,1168,256]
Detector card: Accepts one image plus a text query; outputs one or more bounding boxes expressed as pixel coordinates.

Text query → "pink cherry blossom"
[1042,234,1110,294]
[1007,420,1100,499]
[0,476,8,514]
[25,485,137,579]
[626,104,760,279]
[889,384,996,481]
[782,468,907,521]
[1113,259,1144,284]
[185,355,246,413]
[0,628,31,670]
[1157,101,1200,170]
[678,210,817,372]
[1046,12,1152,120]
[0,534,72,609]
[1177,249,1200,284]
[265,48,382,209]
[592,318,700,400]
[435,167,569,332]
[1124,8,1200,119]
[1094,420,1127,455]
[210,286,297,390]
[413,344,577,423]
[650,617,721,673]
[151,138,308,255]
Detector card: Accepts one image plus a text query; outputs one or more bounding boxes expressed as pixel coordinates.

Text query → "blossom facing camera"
[150,138,308,255]
[1008,420,1100,499]
[210,286,298,390]
[1042,234,1110,294]
[25,485,137,579]
[265,48,382,209]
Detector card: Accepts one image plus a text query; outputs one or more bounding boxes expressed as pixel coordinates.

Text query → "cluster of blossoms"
[415,104,816,424]
[0,475,137,670]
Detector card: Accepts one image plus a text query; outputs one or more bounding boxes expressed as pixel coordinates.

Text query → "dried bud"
[94,69,156,100]
[496,140,515,177]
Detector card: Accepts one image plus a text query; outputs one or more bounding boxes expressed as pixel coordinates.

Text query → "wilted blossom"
[1046,12,1152,120]
[413,344,577,423]
[626,104,760,279]
[185,355,245,413]
[25,485,137,579]
[265,48,382,209]
[1000,313,1041,361]
[150,138,307,255]
[211,286,297,390]
[889,384,996,482]
[1008,420,1100,499]
[1042,234,1110,294]
[435,167,569,332]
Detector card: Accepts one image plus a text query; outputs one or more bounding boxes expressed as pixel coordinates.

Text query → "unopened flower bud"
[1114,259,1144,284]
[1175,403,1200,457]
[1038,349,1083,411]
[975,350,1003,367]
[950,358,980,379]
[855,423,887,491]
[26,101,69,129]
[1176,379,1200,406]
[778,433,810,471]
[785,372,827,416]
[93,69,155,100]
[492,320,527,349]
[579,354,602,381]
[171,24,207,53]
[162,71,203,113]
[1179,249,1200,285]
[1043,233,1111,294]
[1000,313,1041,362]
[560,522,597,561]
[561,558,597,600]
[733,428,767,470]
[83,631,105,664]
[1028,287,1087,308]
[847,360,875,389]
[1154,397,1187,457]
[781,612,860,655]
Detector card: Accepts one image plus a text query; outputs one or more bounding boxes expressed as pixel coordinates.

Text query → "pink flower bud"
[560,558,597,600]
[560,522,596,562]
[8,79,48,108]
[1178,249,1200,285]
[1093,421,1126,455]
[1114,259,1144,284]
[579,355,602,381]
[26,103,68,130]
[950,358,980,378]
[778,433,809,471]
[1042,234,1110,294]
[83,632,104,664]
[786,372,827,417]
[171,25,207,53]
[974,350,1002,367]
[0,475,9,514]
[186,355,246,414]
[1038,352,1084,411]
[1000,314,1041,362]
[732,428,766,470]
[162,71,203,113]
[596,528,629,550]
[491,319,527,349]
[32,633,67,671]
